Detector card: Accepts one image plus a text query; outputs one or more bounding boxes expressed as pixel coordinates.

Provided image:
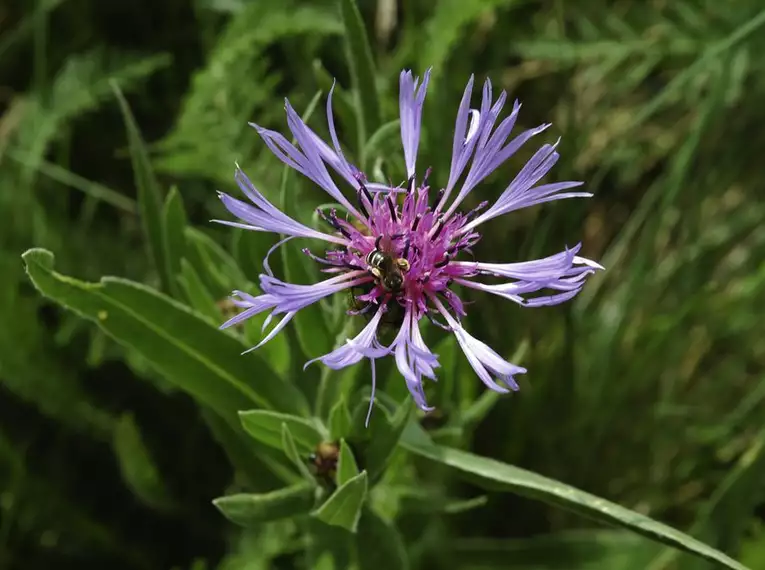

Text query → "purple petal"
[440,78,557,219]
[392,308,436,411]
[250,103,364,221]
[463,141,592,230]
[220,292,278,329]
[433,297,525,392]
[366,359,377,427]
[454,249,603,306]
[242,311,296,354]
[304,305,386,370]
[261,271,371,314]
[324,81,359,187]
[399,68,431,178]
[213,169,347,245]
[444,74,477,195]
[461,244,583,279]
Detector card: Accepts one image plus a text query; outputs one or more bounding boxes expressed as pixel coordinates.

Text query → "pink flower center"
[312,178,486,321]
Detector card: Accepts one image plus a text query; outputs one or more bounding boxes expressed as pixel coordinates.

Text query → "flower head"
[215,69,603,424]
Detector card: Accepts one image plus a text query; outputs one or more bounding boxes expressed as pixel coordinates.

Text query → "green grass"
[1,0,764,569]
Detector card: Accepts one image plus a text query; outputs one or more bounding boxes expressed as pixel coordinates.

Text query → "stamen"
[431,216,445,240]
[407,174,416,193]
[327,209,351,239]
[411,214,422,232]
[402,238,410,259]
[302,248,341,266]
[356,189,370,218]
[434,253,451,268]
[359,181,374,204]
[464,200,489,222]
[375,235,382,250]
[434,188,445,206]
[386,196,397,221]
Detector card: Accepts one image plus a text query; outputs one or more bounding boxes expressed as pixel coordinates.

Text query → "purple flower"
[215,69,603,424]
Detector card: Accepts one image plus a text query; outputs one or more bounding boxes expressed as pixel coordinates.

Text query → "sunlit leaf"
[336,439,359,486]
[400,437,748,570]
[312,470,368,533]
[240,410,325,453]
[214,482,316,527]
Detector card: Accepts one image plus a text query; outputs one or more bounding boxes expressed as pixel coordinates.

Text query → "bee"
[217,298,244,330]
[420,408,449,431]
[366,237,410,294]
[308,441,340,486]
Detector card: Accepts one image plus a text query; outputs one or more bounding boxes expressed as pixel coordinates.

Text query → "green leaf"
[282,423,316,482]
[420,0,520,80]
[399,436,748,570]
[312,59,359,150]
[328,397,352,441]
[112,82,170,293]
[362,119,401,169]
[162,185,187,299]
[232,227,282,284]
[311,470,368,533]
[201,408,287,490]
[460,339,529,429]
[339,0,381,148]
[336,439,359,486]
[22,249,308,422]
[112,413,171,511]
[399,489,487,515]
[356,508,409,570]
[213,482,316,527]
[367,399,413,481]
[186,227,248,295]
[177,259,219,322]
[240,410,324,453]
[449,531,646,569]
[640,425,765,570]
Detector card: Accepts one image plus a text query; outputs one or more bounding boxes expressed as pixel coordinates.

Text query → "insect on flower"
[213,69,604,425]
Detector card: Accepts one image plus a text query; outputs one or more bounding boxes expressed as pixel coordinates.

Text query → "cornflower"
[215,69,603,424]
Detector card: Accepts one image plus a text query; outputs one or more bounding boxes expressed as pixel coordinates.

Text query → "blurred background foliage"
[1,0,764,568]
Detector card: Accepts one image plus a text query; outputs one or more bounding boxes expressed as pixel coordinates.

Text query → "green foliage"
[340,0,382,148]
[112,413,172,511]
[311,470,368,533]
[3,0,764,568]
[213,483,316,527]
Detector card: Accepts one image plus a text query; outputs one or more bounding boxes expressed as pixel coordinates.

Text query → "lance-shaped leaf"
[336,439,359,486]
[112,83,170,293]
[162,186,187,298]
[22,249,309,423]
[214,482,316,527]
[339,0,381,146]
[112,413,172,511]
[328,397,352,441]
[356,508,409,570]
[282,423,316,482]
[239,410,325,453]
[312,470,368,533]
[399,436,749,570]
